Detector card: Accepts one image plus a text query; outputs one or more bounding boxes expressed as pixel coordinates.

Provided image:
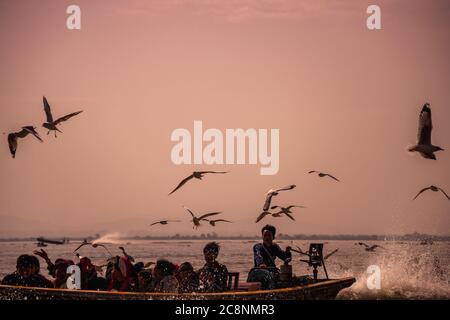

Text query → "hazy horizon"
[1,0,449,237]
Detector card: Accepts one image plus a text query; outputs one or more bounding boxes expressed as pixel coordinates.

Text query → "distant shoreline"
[1,232,449,242]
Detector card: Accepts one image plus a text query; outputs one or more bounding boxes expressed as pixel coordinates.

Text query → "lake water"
[1,239,449,299]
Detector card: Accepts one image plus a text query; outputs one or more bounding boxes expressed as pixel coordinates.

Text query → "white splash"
[92,232,125,245]
[336,243,450,299]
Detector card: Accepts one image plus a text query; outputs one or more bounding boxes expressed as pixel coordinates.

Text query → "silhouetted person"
[247,225,291,289]
[152,259,179,293]
[198,242,228,292]
[176,262,199,293]
[2,255,53,288]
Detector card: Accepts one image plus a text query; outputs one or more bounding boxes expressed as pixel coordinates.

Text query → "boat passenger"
[106,255,134,291]
[197,242,228,292]
[52,259,74,288]
[176,262,199,293]
[136,270,153,292]
[33,249,79,288]
[29,255,55,288]
[247,224,292,290]
[153,259,179,293]
[1,254,53,288]
[33,249,57,277]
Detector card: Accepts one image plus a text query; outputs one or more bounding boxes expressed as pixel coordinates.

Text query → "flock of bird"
[5,99,448,235]
[153,171,337,228]
[151,102,448,233]
[5,96,82,158]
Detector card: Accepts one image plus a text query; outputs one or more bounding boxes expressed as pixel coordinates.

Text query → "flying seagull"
[263,185,296,211]
[73,241,113,256]
[150,220,181,226]
[255,209,298,223]
[356,242,384,252]
[256,211,272,223]
[169,171,228,195]
[270,205,306,221]
[413,185,450,201]
[7,126,43,158]
[291,246,338,260]
[182,206,222,229]
[204,219,233,226]
[308,171,340,182]
[408,103,444,160]
[42,96,83,137]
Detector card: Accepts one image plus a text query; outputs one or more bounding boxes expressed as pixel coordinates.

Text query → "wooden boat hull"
[0,277,355,300]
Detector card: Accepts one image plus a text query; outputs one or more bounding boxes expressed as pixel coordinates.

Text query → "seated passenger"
[247,224,291,290]
[152,259,179,293]
[136,270,153,292]
[176,262,199,293]
[1,254,53,288]
[52,259,74,288]
[197,242,228,292]
[29,255,56,288]
[106,256,134,292]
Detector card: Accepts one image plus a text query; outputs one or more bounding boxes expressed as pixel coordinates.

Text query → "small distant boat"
[0,277,355,300]
[36,237,67,245]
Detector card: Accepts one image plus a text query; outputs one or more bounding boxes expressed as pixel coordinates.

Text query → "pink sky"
[0,0,449,237]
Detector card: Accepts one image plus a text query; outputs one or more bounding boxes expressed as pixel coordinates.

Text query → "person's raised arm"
[33,249,56,276]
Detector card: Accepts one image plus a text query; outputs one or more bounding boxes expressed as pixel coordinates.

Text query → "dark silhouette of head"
[262,224,276,246]
[203,242,220,264]
[178,262,194,273]
[16,255,35,277]
[154,259,176,278]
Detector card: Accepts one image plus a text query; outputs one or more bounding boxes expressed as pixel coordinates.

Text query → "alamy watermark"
[66,265,81,289]
[171,121,280,175]
[367,5,382,30]
[366,265,381,290]
[66,5,81,30]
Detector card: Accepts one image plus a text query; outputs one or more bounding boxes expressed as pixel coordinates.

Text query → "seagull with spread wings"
[408,103,444,160]
[291,246,338,260]
[204,219,233,226]
[413,185,450,201]
[308,171,340,182]
[42,96,83,137]
[262,185,296,211]
[182,206,222,229]
[168,171,228,195]
[270,205,306,221]
[150,220,181,226]
[255,211,272,223]
[356,242,384,252]
[7,126,43,158]
[73,241,113,256]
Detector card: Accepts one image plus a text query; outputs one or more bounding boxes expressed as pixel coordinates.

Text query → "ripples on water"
[0,240,448,299]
